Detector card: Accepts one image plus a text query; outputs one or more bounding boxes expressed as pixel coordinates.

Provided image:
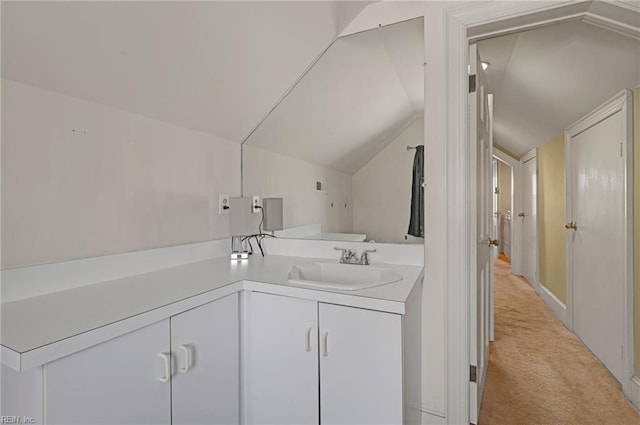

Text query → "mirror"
[242,18,424,244]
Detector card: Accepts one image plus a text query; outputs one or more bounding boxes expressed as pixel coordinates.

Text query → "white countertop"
[1,254,422,371]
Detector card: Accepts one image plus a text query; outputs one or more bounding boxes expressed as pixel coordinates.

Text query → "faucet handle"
[359,249,377,265]
[334,247,351,262]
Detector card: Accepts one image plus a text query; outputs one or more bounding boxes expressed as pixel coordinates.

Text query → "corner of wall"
[633,87,640,376]
[537,281,568,327]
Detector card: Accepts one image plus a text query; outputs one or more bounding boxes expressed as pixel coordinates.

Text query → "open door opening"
[492,156,513,263]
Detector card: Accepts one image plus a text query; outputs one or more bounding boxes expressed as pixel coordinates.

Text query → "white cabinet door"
[47,320,171,425]
[1,365,43,424]
[171,294,239,425]
[247,292,319,425]
[319,303,402,425]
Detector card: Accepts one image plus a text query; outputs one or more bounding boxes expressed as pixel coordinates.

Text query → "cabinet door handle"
[158,352,172,383]
[178,345,191,373]
[305,328,312,352]
[322,331,329,357]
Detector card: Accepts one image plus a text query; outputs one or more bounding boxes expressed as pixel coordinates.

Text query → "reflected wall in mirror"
[242,18,424,244]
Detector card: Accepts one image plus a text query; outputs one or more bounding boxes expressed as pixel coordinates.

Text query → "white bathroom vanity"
[1,239,423,425]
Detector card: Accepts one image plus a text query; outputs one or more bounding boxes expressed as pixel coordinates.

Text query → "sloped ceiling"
[245,17,424,175]
[478,19,640,157]
[1,1,369,143]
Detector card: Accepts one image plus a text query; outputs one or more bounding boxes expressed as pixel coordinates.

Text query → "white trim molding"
[520,148,537,164]
[581,12,640,40]
[537,282,568,327]
[420,407,447,425]
[629,376,640,411]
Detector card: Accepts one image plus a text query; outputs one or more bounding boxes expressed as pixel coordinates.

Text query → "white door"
[520,152,537,287]
[568,93,631,385]
[319,303,402,425]
[492,158,500,260]
[47,320,171,425]
[491,156,499,342]
[171,294,239,425]
[247,292,318,425]
[468,43,493,425]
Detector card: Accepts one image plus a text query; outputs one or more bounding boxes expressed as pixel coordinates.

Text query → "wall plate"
[252,195,261,214]
[315,180,327,193]
[219,194,230,215]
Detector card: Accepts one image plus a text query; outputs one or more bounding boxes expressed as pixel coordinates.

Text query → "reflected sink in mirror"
[287,261,403,291]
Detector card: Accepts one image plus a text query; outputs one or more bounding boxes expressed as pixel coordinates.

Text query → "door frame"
[491,157,499,260]
[493,147,522,274]
[444,2,639,423]
[564,89,634,395]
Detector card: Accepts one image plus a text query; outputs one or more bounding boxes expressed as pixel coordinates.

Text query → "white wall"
[1,79,240,268]
[352,118,424,243]
[344,3,450,421]
[242,145,353,233]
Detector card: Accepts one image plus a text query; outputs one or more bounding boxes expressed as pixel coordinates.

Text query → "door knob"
[517,212,525,218]
[565,221,577,230]
[487,239,499,247]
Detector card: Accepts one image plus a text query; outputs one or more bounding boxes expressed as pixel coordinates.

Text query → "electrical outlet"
[219,194,230,215]
[252,195,261,214]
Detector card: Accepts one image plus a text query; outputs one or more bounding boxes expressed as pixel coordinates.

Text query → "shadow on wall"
[352,118,425,244]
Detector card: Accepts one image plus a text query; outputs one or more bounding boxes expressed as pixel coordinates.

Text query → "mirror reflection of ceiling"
[478,19,640,158]
[244,18,424,175]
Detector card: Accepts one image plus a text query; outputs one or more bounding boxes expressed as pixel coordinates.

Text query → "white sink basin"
[287,261,402,291]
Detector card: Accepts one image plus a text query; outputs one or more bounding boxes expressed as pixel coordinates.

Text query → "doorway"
[443,2,640,423]
[493,148,522,276]
[492,155,512,262]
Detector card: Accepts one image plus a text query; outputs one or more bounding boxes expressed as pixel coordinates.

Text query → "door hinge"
[470,365,477,383]
[469,75,477,93]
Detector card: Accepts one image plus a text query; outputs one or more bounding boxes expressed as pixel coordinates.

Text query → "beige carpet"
[478,259,640,425]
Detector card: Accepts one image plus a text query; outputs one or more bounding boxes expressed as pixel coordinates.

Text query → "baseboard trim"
[421,409,446,425]
[628,375,640,410]
[538,282,568,327]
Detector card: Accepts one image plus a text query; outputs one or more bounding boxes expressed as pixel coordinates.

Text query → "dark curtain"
[407,145,424,237]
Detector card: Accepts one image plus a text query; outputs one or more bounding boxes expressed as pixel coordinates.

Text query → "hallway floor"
[478,258,640,424]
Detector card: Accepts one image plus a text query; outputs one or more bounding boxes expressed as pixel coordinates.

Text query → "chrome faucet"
[334,247,376,265]
[358,249,376,265]
[334,247,358,264]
